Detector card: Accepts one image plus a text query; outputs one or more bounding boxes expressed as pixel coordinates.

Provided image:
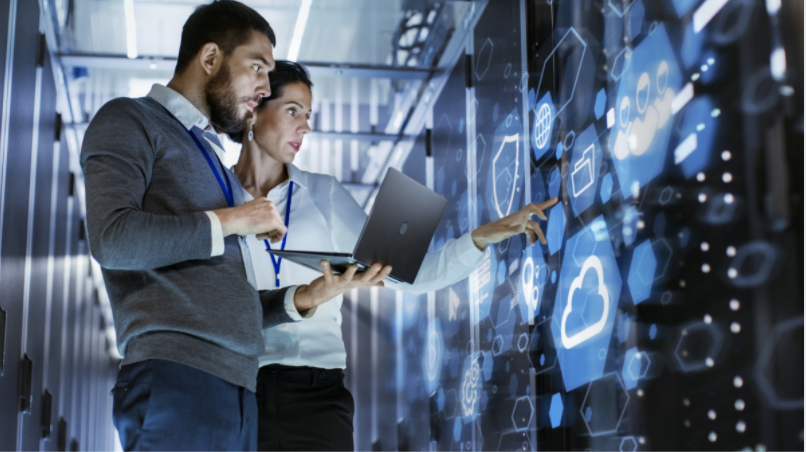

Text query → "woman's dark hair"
[175,0,276,74]
[228,60,314,143]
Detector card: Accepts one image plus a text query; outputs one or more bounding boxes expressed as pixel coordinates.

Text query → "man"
[81,1,387,450]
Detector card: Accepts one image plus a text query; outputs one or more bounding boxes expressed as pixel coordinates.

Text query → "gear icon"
[461,361,480,416]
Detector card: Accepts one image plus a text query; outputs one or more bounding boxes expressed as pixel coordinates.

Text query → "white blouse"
[244,164,485,369]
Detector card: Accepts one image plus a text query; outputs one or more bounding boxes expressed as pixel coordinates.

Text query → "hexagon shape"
[549,393,564,428]
[551,216,624,391]
[673,321,724,372]
[594,89,607,119]
[546,204,566,255]
[548,167,561,198]
[529,317,558,375]
[628,0,644,40]
[754,317,804,409]
[512,396,534,432]
[628,240,656,304]
[517,333,529,352]
[609,24,682,199]
[621,347,651,390]
[600,173,613,203]
[617,313,631,343]
[659,186,673,205]
[579,372,631,436]
[729,241,777,288]
[491,335,505,356]
[453,417,462,441]
[566,124,603,218]
[620,436,638,452]
[534,28,588,120]
[651,238,673,281]
[532,92,556,159]
[660,290,672,305]
[475,38,493,81]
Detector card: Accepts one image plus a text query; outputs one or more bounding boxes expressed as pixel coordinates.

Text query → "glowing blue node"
[551,270,557,283]
[622,206,639,247]
[649,324,657,339]
[600,173,613,204]
[482,351,493,381]
[679,227,690,247]
[546,204,566,255]
[549,393,564,428]
[555,142,563,160]
[617,313,631,343]
[551,216,623,391]
[567,125,604,217]
[628,239,656,304]
[533,93,556,160]
[497,260,506,285]
[609,24,683,199]
[594,89,607,120]
[628,0,644,40]
[453,417,462,441]
[438,388,445,411]
[621,347,651,390]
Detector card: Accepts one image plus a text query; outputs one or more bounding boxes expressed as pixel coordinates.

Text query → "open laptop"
[266,168,447,284]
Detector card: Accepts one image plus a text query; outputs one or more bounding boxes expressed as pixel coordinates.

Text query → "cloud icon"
[561,256,610,349]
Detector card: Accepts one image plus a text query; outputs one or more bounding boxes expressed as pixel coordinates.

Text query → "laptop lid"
[352,168,447,284]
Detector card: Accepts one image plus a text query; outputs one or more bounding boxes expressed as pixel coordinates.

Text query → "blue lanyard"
[186,129,235,207]
[264,181,294,287]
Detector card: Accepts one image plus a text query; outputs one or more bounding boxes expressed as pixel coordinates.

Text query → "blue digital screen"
[350,1,804,451]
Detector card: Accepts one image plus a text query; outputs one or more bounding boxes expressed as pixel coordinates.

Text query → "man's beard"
[205,60,251,135]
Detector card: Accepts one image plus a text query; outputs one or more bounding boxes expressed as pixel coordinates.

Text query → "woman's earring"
[248,124,254,141]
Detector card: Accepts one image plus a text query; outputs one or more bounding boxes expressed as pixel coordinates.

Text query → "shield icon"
[492,134,520,218]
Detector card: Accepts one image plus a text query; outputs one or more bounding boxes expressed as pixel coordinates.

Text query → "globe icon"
[534,103,553,149]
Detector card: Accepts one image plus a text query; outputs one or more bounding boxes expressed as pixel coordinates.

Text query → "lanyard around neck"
[186,129,235,208]
[264,180,294,287]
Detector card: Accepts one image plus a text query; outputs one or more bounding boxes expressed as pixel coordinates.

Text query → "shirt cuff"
[205,211,225,257]
[456,231,486,263]
[283,285,317,321]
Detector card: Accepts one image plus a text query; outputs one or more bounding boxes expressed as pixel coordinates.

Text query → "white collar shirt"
[244,164,485,369]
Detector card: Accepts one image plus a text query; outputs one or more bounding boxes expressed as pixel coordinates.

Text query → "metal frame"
[58,53,433,80]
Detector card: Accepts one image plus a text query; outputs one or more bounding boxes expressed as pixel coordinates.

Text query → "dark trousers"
[112,359,258,451]
[256,365,354,451]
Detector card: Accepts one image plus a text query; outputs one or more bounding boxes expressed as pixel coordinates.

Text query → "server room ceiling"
[51,0,471,191]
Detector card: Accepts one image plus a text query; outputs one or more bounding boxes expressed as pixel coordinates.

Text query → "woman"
[231,61,557,451]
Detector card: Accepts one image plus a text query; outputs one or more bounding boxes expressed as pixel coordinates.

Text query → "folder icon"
[571,144,595,197]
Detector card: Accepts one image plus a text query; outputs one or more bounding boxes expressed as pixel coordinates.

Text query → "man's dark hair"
[229,61,314,143]
[175,0,276,74]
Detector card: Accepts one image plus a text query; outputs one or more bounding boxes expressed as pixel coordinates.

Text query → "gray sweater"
[81,96,293,391]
